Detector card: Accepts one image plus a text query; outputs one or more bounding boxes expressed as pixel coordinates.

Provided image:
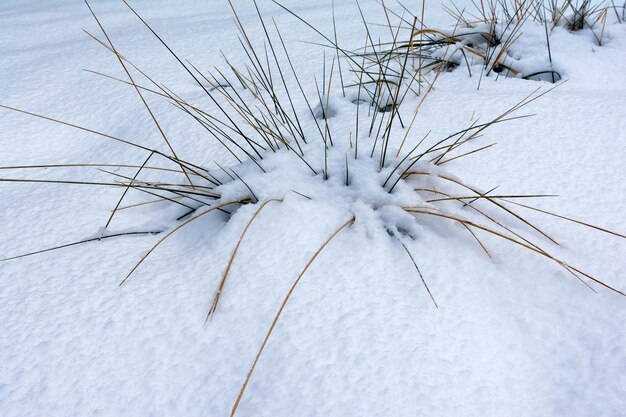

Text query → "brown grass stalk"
[230,216,354,417]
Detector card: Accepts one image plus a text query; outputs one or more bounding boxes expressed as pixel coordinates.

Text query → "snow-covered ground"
[1,1,625,416]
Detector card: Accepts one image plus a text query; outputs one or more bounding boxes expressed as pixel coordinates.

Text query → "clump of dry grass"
[345,0,623,90]
[0,1,624,415]
[343,0,544,88]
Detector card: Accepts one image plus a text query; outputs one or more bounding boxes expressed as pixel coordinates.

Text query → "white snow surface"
[1,1,625,416]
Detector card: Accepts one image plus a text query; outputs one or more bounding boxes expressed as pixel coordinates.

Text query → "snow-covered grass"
[1,1,625,416]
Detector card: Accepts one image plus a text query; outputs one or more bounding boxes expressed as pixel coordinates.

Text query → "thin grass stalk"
[399,240,439,307]
[207,199,282,322]
[0,104,225,185]
[105,151,155,228]
[380,16,418,169]
[84,1,195,189]
[120,199,248,286]
[229,217,354,417]
[504,199,626,239]
[438,173,559,244]
[332,0,346,97]
[406,209,625,295]
[1,231,163,262]
[122,0,265,164]
[354,32,369,159]
[409,184,551,255]
[272,19,326,145]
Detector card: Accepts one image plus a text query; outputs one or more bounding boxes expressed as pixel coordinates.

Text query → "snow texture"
[1,1,625,416]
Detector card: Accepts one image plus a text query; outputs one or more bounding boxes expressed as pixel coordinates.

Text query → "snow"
[1,1,625,416]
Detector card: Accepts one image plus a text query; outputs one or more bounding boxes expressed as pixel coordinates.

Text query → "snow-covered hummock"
[1,1,625,416]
